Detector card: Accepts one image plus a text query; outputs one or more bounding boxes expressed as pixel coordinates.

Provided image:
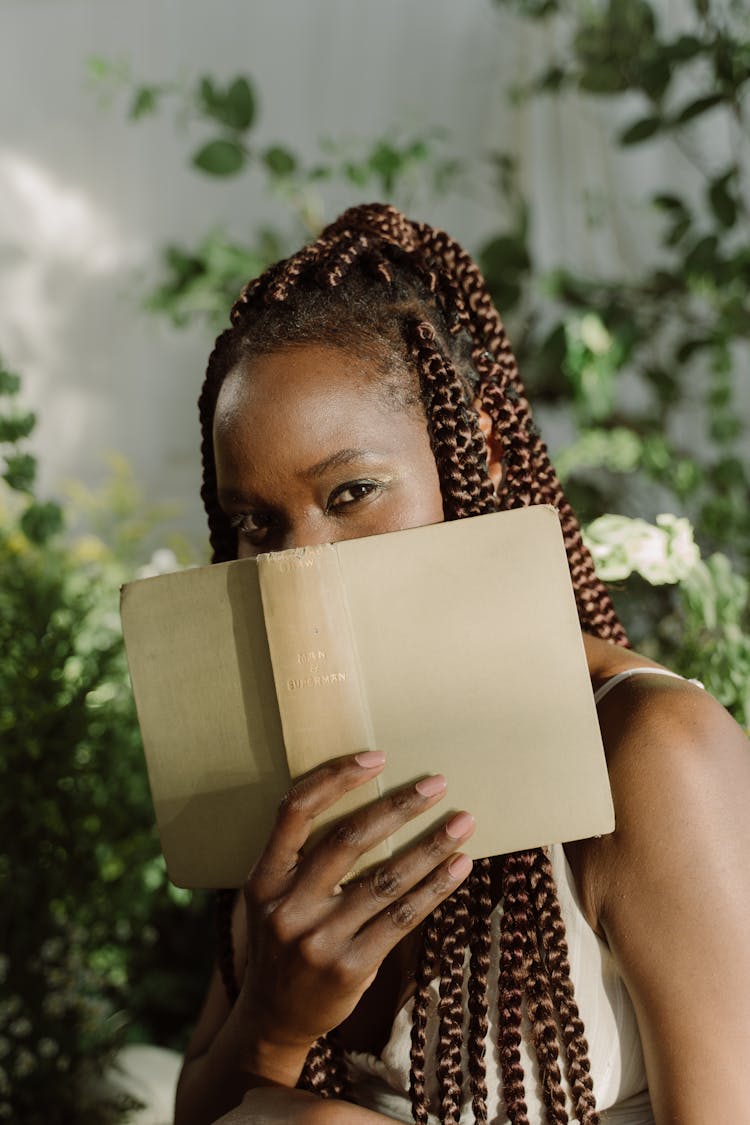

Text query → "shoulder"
[570,643,749,930]
[567,646,750,1118]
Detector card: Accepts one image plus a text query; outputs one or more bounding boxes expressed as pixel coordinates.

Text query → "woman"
[174,204,750,1124]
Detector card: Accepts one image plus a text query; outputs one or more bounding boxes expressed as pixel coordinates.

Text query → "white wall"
[0,0,744,549]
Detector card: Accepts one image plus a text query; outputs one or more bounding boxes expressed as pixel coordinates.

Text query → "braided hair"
[200,204,627,1124]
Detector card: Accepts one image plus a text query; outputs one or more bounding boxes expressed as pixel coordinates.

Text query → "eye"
[228,511,277,546]
[326,480,379,511]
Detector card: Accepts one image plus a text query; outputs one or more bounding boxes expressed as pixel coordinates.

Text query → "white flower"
[584,513,700,586]
[136,548,179,579]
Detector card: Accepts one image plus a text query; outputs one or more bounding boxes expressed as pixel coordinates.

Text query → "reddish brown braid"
[497,854,532,1125]
[199,203,626,1122]
[530,852,599,1122]
[466,858,493,1121]
[409,900,445,1125]
[436,879,471,1124]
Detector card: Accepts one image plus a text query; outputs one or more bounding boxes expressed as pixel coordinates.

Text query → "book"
[120,505,614,889]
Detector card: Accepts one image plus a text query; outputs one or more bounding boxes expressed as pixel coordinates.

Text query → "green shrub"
[0,360,212,1124]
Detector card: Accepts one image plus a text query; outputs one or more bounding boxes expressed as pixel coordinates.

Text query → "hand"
[235,751,475,1080]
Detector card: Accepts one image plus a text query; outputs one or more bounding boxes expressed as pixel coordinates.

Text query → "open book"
[120,506,614,888]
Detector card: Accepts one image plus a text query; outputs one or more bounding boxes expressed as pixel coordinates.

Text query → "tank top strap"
[594,666,704,706]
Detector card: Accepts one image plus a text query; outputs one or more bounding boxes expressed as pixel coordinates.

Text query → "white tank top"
[346,668,702,1123]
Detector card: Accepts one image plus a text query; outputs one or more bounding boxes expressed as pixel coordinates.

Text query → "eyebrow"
[216,448,382,507]
[300,448,381,480]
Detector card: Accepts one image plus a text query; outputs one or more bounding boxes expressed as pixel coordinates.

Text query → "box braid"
[201,204,628,1124]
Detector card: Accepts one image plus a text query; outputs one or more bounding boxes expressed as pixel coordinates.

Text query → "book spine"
[258,546,386,861]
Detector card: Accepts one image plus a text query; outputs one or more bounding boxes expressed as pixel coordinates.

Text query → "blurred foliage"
[88,58,462,327]
[483,0,750,708]
[0,359,213,1124]
[584,513,750,724]
[487,0,750,564]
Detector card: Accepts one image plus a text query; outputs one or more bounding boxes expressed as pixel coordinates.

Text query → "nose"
[278,513,336,552]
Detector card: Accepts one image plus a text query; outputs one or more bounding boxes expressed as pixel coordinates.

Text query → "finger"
[249,751,386,900]
[295,774,450,895]
[352,848,474,965]
[333,810,476,935]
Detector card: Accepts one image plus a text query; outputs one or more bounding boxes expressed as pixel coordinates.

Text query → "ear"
[475,405,504,493]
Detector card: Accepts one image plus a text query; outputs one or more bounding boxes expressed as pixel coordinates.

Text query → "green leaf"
[480,228,532,313]
[684,234,720,275]
[479,234,531,276]
[536,65,567,91]
[406,138,430,162]
[638,57,672,101]
[129,86,160,121]
[0,411,36,443]
[487,277,523,313]
[665,215,691,247]
[708,171,738,228]
[192,139,246,177]
[653,193,688,214]
[0,367,21,396]
[198,75,256,131]
[676,336,711,363]
[343,161,369,188]
[224,77,256,131]
[3,452,36,492]
[669,34,704,62]
[619,116,662,145]
[262,145,297,178]
[199,75,218,110]
[20,500,64,544]
[713,35,742,88]
[368,141,402,195]
[674,92,724,123]
[649,268,683,293]
[533,324,568,390]
[578,64,627,94]
[497,0,561,17]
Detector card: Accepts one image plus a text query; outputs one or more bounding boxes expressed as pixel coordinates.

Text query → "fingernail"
[445,811,475,840]
[355,750,386,769]
[415,774,447,798]
[449,854,473,880]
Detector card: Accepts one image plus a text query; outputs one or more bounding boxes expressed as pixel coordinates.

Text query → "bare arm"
[174,752,475,1125]
[212,1087,403,1124]
[571,677,750,1124]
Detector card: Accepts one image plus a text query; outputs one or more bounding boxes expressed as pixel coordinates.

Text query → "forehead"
[214,343,414,436]
[212,343,427,476]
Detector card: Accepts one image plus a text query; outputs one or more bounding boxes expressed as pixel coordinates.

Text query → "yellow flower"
[5,531,29,555]
[69,535,108,564]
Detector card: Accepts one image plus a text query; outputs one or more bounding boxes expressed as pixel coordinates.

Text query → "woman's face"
[213,344,445,558]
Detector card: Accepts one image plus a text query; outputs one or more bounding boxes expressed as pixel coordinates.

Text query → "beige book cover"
[120,505,614,888]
